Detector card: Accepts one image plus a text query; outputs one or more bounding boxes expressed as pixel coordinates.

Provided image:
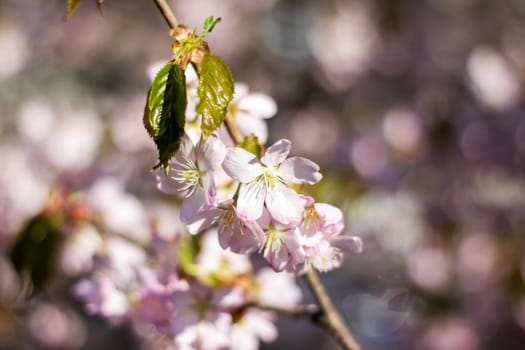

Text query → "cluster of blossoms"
[70,22,362,349]
[147,23,362,274]
[153,68,362,273]
[56,178,303,350]
[154,135,362,273]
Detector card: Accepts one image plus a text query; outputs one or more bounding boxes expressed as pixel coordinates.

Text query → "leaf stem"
[150,1,361,349]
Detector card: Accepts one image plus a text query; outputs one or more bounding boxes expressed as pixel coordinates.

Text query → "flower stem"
[150,1,361,349]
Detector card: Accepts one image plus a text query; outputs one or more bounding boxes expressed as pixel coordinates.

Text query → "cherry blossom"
[295,196,363,273]
[222,138,322,225]
[154,134,226,226]
[228,83,277,144]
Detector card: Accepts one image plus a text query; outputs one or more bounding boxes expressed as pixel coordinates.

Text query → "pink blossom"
[258,210,304,272]
[229,309,277,350]
[252,268,302,308]
[154,134,226,227]
[169,283,244,335]
[183,200,265,255]
[222,139,322,225]
[229,83,277,144]
[295,196,363,273]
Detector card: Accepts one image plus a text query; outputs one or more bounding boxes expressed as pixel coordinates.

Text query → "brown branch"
[305,270,361,350]
[224,113,244,145]
[152,0,178,28]
[246,302,321,321]
[150,1,361,349]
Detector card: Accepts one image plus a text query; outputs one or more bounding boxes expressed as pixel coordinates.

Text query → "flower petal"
[200,172,216,205]
[265,182,304,225]
[315,203,344,236]
[264,243,289,272]
[237,93,277,119]
[153,168,182,195]
[236,113,268,144]
[261,139,291,167]
[196,134,226,172]
[330,235,363,254]
[180,187,207,224]
[233,82,249,102]
[279,157,322,185]
[223,147,263,183]
[186,207,222,235]
[237,180,266,221]
[218,208,264,254]
[176,134,195,161]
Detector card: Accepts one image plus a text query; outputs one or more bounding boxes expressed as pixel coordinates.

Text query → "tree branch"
[152,0,178,28]
[224,113,244,145]
[247,302,321,321]
[305,270,361,350]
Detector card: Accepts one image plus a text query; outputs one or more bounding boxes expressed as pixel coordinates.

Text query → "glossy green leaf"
[144,61,187,168]
[196,54,234,138]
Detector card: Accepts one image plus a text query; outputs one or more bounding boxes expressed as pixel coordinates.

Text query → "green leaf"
[239,134,263,158]
[144,61,187,168]
[65,0,84,20]
[203,16,221,33]
[9,215,64,291]
[196,54,234,138]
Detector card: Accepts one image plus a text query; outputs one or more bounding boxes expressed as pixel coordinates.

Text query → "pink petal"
[200,172,216,205]
[315,203,344,236]
[330,235,363,254]
[223,148,263,183]
[237,180,266,221]
[153,168,182,195]
[177,134,195,160]
[261,139,291,167]
[236,113,268,144]
[186,207,222,235]
[265,182,304,225]
[237,93,277,119]
[279,157,322,185]
[264,244,289,272]
[233,83,249,102]
[218,206,265,254]
[218,222,261,254]
[196,134,226,172]
[180,187,207,224]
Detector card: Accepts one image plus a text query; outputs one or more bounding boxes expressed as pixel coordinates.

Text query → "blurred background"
[1,0,525,349]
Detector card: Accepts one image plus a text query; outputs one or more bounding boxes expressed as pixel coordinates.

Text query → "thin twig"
[305,270,361,350]
[246,302,321,320]
[224,113,244,145]
[150,1,361,349]
[152,0,178,28]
